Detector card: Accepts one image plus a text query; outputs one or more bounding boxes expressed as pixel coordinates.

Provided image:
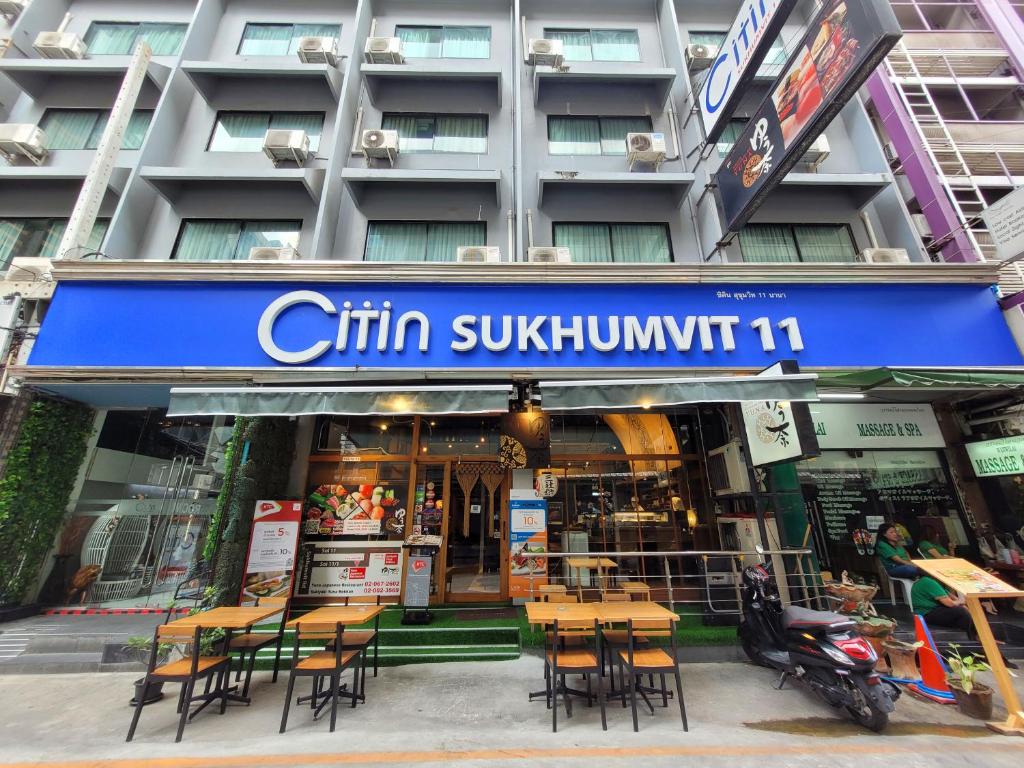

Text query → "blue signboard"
[28,280,1022,369]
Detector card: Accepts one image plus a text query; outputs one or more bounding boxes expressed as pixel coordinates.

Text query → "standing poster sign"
[295,541,404,599]
[238,500,303,605]
[509,490,548,599]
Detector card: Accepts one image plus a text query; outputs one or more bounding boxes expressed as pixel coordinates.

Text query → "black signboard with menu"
[717,0,901,231]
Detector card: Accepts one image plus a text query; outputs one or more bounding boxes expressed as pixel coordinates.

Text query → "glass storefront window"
[418,417,500,457]
[314,415,414,456]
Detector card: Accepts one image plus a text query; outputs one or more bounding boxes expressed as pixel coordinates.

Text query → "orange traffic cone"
[906,614,956,704]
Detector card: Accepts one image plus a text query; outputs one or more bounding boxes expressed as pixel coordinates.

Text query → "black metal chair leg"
[279,673,296,733]
[586,674,593,707]
[218,669,228,714]
[628,670,640,732]
[596,668,608,731]
[373,634,379,677]
[329,673,340,732]
[551,666,558,732]
[176,682,186,714]
[272,636,284,683]
[618,659,627,708]
[126,675,147,742]
[674,667,688,732]
[175,678,195,743]
[351,655,360,709]
[242,647,258,698]
[661,673,668,707]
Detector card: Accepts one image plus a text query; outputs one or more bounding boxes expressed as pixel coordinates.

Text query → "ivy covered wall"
[0,399,93,606]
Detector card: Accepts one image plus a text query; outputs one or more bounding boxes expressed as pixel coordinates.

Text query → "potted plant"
[946,644,994,720]
[124,636,172,706]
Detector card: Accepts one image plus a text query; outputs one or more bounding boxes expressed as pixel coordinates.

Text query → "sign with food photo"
[717,0,901,230]
[238,500,303,605]
[305,483,407,538]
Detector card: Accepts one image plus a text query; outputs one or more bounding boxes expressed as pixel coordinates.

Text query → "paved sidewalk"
[0,659,1022,768]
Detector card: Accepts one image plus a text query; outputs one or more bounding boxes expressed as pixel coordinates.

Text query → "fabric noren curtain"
[426,222,485,262]
[590,30,640,61]
[547,29,592,61]
[442,26,490,58]
[740,224,799,262]
[548,117,601,155]
[554,224,613,263]
[396,26,443,58]
[611,224,671,263]
[600,116,652,154]
[794,225,856,262]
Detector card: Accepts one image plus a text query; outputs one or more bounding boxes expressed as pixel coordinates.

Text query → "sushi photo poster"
[238,500,303,606]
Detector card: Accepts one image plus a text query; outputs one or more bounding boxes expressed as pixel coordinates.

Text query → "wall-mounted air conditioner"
[626,132,667,169]
[0,0,27,19]
[801,134,830,170]
[263,129,310,166]
[249,247,299,261]
[456,246,501,263]
[527,247,572,263]
[527,38,564,67]
[0,124,48,165]
[685,43,717,71]
[858,247,911,264]
[364,37,403,64]
[911,213,932,239]
[296,36,340,66]
[33,31,87,59]
[707,440,750,496]
[361,129,399,164]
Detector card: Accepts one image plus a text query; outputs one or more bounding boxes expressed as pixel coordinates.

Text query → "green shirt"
[919,540,949,558]
[911,576,949,614]
[876,539,910,569]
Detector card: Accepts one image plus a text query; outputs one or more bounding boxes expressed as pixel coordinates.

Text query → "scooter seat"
[781,605,854,631]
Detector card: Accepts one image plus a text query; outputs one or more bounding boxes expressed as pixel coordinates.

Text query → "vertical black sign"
[500,412,551,469]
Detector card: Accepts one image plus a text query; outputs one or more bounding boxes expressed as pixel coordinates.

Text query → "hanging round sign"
[535,472,559,498]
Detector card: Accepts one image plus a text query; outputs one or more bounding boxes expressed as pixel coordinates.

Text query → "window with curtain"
[84,22,187,55]
[689,31,787,77]
[548,116,652,155]
[716,119,747,156]
[208,112,324,152]
[173,220,301,261]
[0,218,109,267]
[238,23,340,55]
[395,26,490,59]
[40,109,153,150]
[545,28,640,62]
[381,114,486,153]
[740,224,856,262]
[553,223,672,263]
[364,222,486,262]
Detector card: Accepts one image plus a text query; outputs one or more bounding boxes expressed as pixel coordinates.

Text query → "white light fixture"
[819,392,866,400]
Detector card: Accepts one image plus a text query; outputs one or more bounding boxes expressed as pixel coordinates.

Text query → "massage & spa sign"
[966,435,1024,478]
[29,281,1023,370]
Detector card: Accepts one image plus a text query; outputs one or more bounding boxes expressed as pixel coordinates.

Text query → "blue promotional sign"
[28,280,1022,369]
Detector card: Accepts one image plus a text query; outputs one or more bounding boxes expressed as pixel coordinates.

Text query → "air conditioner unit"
[685,43,717,71]
[707,440,750,496]
[456,246,501,263]
[249,246,299,261]
[6,257,53,281]
[364,37,403,64]
[800,134,830,171]
[0,0,27,19]
[262,129,310,166]
[527,38,564,68]
[527,247,572,263]
[296,36,339,66]
[883,141,899,166]
[0,124,48,165]
[857,247,911,264]
[33,31,87,59]
[911,213,932,239]
[361,129,399,163]
[626,132,667,168]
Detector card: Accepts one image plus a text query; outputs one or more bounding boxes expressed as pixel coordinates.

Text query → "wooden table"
[525,601,599,626]
[566,557,618,599]
[164,605,284,708]
[620,582,651,600]
[285,605,386,629]
[595,601,677,623]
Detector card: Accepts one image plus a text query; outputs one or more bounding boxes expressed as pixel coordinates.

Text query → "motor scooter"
[737,562,899,732]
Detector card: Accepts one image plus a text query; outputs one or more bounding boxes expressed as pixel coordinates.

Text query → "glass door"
[412,462,449,604]
[446,462,506,601]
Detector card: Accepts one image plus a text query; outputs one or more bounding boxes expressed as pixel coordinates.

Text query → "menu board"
[303,481,406,538]
[509,492,548,598]
[238,500,303,606]
[295,541,404,599]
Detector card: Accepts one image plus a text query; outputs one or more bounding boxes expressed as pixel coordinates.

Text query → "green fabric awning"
[817,368,1024,390]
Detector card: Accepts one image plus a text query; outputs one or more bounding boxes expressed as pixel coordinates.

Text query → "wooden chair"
[126,624,231,743]
[535,583,567,599]
[622,582,652,601]
[615,619,687,733]
[601,617,672,694]
[228,596,289,696]
[602,592,631,602]
[279,622,362,733]
[545,593,579,604]
[546,618,606,733]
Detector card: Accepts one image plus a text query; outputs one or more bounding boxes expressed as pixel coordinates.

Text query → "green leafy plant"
[123,636,173,660]
[946,643,991,694]
[0,398,93,606]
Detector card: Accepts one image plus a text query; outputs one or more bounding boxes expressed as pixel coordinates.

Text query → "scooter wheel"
[740,629,769,668]
[848,702,888,732]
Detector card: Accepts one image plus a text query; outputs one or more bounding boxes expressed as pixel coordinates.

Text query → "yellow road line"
[6,741,1024,768]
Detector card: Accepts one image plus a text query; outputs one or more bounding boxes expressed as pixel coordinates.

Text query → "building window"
[172,220,301,261]
[208,112,325,152]
[40,109,152,150]
[688,31,786,77]
[715,118,747,156]
[380,114,486,154]
[84,22,187,55]
[553,223,672,263]
[394,26,490,59]
[0,218,109,266]
[364,222,486,262]
[548,116,653,156]
[545,29,641,62]
[238,23,340,55]
[739,224,857,262]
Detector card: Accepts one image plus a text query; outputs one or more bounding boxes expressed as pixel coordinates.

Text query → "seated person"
[918,525,952,559]
[911,575,974,639]
[875,523,920,579]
